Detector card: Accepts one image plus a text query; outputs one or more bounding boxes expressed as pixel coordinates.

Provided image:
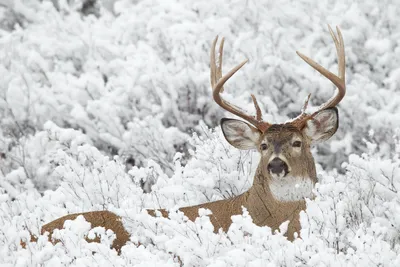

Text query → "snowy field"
[1,0,400,266]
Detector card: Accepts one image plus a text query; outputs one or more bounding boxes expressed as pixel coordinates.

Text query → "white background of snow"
[1,0,400,266]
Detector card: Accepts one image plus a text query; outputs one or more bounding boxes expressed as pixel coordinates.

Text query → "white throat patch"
[268,175,314,202]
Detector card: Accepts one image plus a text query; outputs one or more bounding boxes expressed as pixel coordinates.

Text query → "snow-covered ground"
[1,0,400,266]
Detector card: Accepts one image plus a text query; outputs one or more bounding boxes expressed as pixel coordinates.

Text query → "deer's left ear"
[302,108,339,144]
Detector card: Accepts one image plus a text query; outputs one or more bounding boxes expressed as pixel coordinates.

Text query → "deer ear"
[303,108,339,144]
[221,118,261,150]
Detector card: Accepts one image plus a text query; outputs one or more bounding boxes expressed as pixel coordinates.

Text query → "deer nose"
[267,157,289,176]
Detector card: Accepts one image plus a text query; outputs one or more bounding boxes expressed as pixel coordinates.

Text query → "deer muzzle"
[267,157,289,178]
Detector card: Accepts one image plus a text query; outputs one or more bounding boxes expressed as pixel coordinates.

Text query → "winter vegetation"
[1,0,400,266]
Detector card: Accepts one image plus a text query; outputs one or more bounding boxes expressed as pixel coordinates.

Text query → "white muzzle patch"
[270,171,286,180]
[269,176,314,202]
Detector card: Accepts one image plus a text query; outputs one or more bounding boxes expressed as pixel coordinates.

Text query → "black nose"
[267,157,289,176]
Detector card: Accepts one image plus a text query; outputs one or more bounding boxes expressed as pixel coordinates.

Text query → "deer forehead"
[260,124,303,144]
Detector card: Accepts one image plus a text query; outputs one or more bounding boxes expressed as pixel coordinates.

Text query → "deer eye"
[260,143,268,150]
[292,141,302,147]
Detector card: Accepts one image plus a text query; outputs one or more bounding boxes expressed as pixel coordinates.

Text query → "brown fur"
[259,124,317,183]
[39,211,130,254]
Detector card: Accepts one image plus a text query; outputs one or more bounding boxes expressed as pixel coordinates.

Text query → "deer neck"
[178,166,315,233]
[241,166,314,228]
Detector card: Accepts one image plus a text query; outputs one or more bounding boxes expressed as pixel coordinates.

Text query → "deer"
[23,26,345,254]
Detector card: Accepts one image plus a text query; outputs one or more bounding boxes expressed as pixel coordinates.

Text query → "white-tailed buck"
[25,26,346,254]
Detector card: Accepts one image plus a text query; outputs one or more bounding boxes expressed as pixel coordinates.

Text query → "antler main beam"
[210,36,271,132]
[291,25,346,128]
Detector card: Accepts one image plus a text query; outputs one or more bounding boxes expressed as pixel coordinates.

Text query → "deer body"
[29,26,346,255]
[41,174,307,253]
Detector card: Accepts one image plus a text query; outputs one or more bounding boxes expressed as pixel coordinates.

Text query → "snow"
[1,0,400,266]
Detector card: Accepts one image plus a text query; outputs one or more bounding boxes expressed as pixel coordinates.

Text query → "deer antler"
[210,36,271,133]
[291,25,346,129]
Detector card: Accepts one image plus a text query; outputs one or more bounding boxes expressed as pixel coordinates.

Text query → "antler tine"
[210,36,271,132]
[210,36,226,91]
[210,36,218,89]
[251,94,263,121]
[292,25,346,128]
[329,25,345,83]
[217,37,224,91]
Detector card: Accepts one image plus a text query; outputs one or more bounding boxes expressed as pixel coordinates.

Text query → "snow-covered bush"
[1,0,400,265]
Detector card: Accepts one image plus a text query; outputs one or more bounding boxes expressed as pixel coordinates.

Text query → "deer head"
[211,26,345,202]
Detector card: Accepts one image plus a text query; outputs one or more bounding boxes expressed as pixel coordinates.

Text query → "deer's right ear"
[220,118,261,150]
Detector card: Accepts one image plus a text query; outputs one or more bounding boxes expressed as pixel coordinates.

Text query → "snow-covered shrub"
[122,115,189,175]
